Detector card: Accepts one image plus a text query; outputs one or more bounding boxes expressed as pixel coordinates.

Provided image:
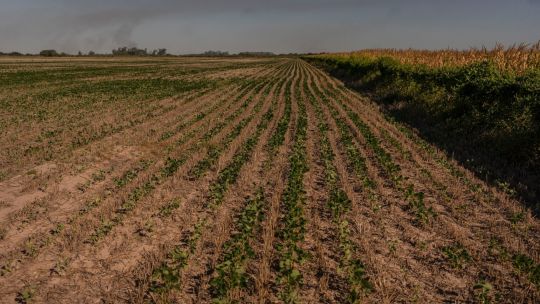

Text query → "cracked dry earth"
[0,57,539,303]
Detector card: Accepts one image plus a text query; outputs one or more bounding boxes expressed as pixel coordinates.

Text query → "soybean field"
[0,57,538,303]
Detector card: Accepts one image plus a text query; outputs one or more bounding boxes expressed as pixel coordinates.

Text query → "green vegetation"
[210,191,266,301]
[306,55,540,165]
[442,243,471,269]
[512,253,540,287]
[315,73,435,224]
[275,74,309,303]
[144,70,284,300]
[305,78,372,302]
[305,54,540,207]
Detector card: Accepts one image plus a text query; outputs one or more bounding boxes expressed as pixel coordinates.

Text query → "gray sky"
[1,0,539,54]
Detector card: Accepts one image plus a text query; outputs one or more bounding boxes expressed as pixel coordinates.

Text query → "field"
[0,56,539,303]
[306,47,540,208]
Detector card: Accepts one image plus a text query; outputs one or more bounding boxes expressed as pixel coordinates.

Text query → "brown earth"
[0,57,538,303]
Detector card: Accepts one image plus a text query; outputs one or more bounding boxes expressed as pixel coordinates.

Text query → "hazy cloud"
[0,0,538,54]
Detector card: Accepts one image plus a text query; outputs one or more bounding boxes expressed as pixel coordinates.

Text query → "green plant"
[512,253,540,287]
[473,281,493,304]
[405,186,435,224]
[16,286,35,304]
[210,191,266,300]
[442,244,471,269]
[276,79,309,303]
[158,198,181,217]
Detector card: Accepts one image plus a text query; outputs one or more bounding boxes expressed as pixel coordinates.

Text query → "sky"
[0,0,539,54]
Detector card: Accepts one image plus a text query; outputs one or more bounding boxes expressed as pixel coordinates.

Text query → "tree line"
[1,47,295,57]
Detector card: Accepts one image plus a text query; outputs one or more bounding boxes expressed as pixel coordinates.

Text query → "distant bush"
[39,49,59,57]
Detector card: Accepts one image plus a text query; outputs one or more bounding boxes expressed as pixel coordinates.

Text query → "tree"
[40,49,58,57]
[112,46,148,56]
[203,50,229,56]
[157,48,167,56]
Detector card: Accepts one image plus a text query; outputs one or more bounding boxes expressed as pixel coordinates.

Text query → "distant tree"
[203,50,229,56]
[0,51,23,56]
[238,51,275,57]
[88,51,96,56]
[112,46,148,56]
[157,48,167,56]
[78,51,83,56]
[40,49,59,57]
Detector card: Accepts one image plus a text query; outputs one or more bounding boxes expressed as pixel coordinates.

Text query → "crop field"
[0,56,539,303]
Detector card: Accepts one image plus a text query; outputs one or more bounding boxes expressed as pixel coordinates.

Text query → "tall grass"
[324,42,540,74]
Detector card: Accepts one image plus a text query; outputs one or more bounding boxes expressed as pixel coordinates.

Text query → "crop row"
[274,68,309,303]
[207,68,297,302]
[382,105,540,289]
[60,64,288,247]
[187,65,292,179]
[315,75,436,224]
[304,74,372,302]
[145,102,275,300]
[209,190,267,301]
[144,64,293,301]
[85,66,288,244]
[158,69,272,142]
[310,63,540,295]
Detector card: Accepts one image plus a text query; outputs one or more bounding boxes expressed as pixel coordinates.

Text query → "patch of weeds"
[136,220,155,237]
[50,257,69,275]
[157,198,181,217]
[78,197,101,215]
[473,281,493,304]
[16,286,35,304]
[50,223,65,235]
[113,160,151,188]
[0,200,10,208]
[512,253,540,287]
[510,211,525,225]
[1,261,13,276]
[495,180,517,198]
[487,238,510,260]
[348,259,373,302]
[148,246,189,294]
[442,243,471,269]
[405,185,435,224]
[22,240,38,257]
[388,240,398,255]
[91,169,106,182]
[87,219,114,244]
[415,241,428,251]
